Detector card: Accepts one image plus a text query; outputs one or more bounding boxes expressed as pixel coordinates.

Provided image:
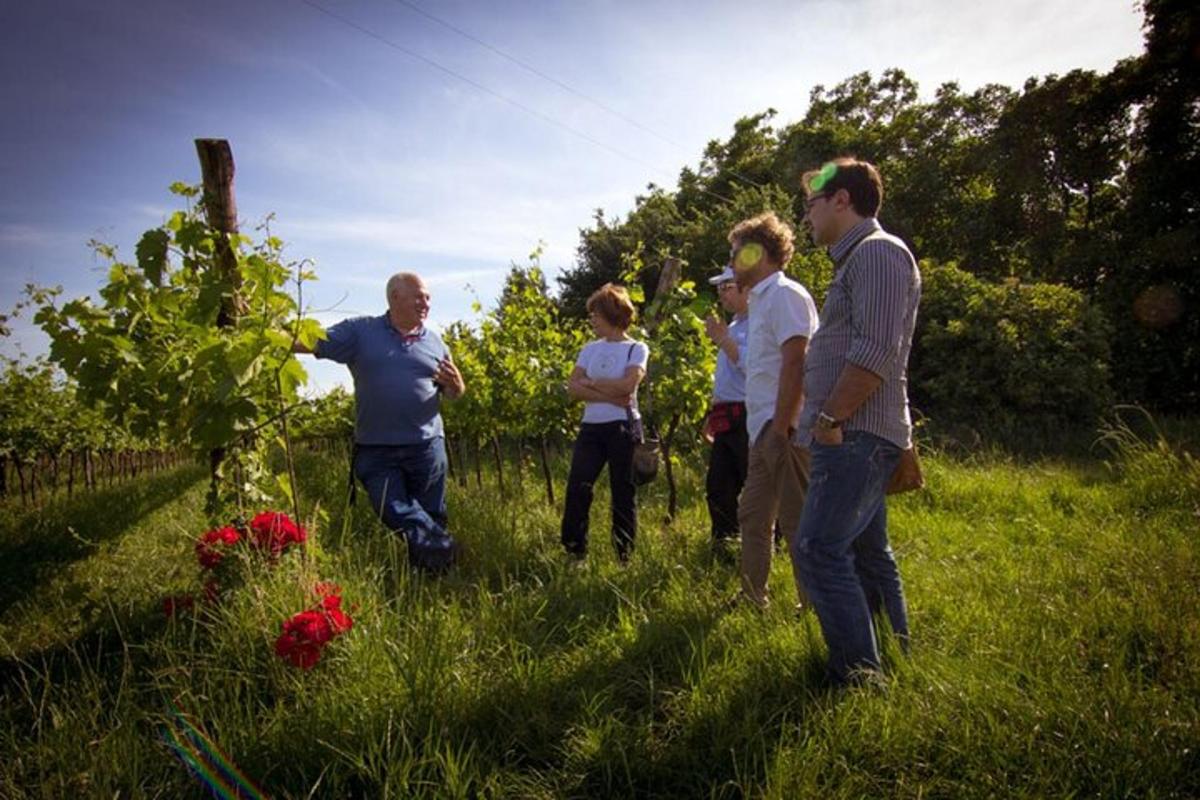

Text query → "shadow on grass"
[445,600,828,798]
[0,594,176,728]
[0,465,206,615]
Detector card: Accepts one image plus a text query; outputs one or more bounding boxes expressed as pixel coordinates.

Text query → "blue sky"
[1,0,1144,392]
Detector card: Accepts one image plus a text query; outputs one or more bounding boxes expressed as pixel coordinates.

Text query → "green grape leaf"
[136,229,170,287]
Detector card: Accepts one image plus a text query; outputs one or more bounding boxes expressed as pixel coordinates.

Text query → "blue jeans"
[354,439,454,570]
[791,431,908,684]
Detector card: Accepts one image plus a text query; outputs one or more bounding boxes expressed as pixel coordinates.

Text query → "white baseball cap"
[707,265,736,285]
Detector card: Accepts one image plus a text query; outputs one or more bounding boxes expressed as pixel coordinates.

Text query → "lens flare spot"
[810,162,838,191]
[1132,284,1184,329]
[735,242,764,272]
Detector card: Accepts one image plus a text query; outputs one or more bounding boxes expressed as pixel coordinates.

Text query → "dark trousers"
[354,439,454,570]
[705,412,748,540]
[561,420,637,558]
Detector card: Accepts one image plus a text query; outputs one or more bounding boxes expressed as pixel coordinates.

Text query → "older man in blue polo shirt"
[294,272,465,571]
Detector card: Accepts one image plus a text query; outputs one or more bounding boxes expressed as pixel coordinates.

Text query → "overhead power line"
[385,0,768,192]
[295,0,737,205]
[387,0,689,152]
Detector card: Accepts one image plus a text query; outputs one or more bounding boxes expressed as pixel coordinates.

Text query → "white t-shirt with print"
[575,339,650,423]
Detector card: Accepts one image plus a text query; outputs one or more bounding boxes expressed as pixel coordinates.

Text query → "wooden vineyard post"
[539,434,555,506]
[195,139,246,514]
[653,257,682,311]
[195,139,244,328]
[491,435,506,494]
[197,138,303,524]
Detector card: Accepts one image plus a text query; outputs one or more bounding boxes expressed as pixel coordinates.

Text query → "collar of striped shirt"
[828,217,882,268]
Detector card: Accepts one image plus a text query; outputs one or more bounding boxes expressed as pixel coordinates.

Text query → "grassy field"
[1,424,1198,798]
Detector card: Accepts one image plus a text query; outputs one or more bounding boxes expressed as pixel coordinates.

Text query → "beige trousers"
[737,426,810,607]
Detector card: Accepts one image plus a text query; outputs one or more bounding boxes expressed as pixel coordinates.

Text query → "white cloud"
[133,204,174,222]
[0,224,55,246]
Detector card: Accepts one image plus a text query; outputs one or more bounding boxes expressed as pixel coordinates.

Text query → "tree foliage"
[556,3,1199,416]
[910,263,1113,426]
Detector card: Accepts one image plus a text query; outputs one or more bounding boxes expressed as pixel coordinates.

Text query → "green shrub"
[910,261,1113,427]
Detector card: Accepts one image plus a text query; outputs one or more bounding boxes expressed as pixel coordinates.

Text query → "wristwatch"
[815,411,842,432]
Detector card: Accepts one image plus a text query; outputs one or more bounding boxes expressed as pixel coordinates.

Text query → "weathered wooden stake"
[195,139,246,514]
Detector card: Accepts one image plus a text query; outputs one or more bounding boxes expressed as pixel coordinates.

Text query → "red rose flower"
[249,511,307,556]
[196,526,241,570]
[274,626,324,669]
[274,589,354,669]
[326,606,353,634]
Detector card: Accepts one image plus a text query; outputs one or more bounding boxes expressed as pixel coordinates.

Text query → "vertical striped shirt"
[798,218,922,449]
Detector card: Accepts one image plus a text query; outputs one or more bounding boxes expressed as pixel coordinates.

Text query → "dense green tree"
[1107,0,1200,409]
[557,2,1198,415]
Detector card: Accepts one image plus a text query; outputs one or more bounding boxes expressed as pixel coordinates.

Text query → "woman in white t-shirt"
[561,283,649,562]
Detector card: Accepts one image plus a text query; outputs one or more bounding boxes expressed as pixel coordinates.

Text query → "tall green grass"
[1,427,1197,798]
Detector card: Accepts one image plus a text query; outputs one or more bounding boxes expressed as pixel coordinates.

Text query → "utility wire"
[296,0,735,205]
[298,0,733,205]
[389,0,688,152]
[385,0,769,192]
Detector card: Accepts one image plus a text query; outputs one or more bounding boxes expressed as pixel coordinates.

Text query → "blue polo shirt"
[711,315,748,403]
[315,313,450,445]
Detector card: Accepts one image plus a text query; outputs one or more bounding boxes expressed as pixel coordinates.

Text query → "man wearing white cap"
[702,266,750,549]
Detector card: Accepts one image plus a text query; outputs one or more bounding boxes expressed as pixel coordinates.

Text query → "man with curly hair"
[728,211,819,608]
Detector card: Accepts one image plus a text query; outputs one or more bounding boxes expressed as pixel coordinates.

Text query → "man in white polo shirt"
[729,211,819,608]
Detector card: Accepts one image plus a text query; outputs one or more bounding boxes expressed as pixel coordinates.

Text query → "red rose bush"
[195,525,241,570]
[274,583,354,669]
[248,511,307,557]
[168,511,310,619]
[171,512,354,672]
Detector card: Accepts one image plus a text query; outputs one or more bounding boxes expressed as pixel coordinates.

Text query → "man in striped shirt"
[791,159,921,686]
